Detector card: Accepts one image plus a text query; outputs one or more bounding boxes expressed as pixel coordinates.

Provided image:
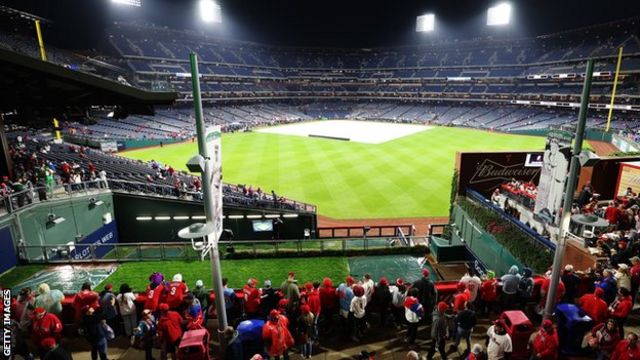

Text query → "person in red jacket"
[578,287,609,325]
[306,281,322,341]
[611,288,633,338]
[480,271,498,316]
[453,282,469,313]
[611,332,640,360]
[157,303,183,360]
[244,279,262,318]
[31,307,63,358]
[73,282,99,324]
[630,256,640,304]
[319,277,338,331]
[262,310,294,360]
[605,201,621,225]
[166,274,188,310]
[531,319,559,360]
[540,274,565,309]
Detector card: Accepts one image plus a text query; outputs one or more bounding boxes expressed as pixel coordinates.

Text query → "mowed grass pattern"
[123,126,544,219]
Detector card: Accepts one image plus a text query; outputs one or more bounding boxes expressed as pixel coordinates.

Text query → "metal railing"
[19,236,427,263]
[1,179,109,214]
[316,225,414,238]
[107,179,317,213]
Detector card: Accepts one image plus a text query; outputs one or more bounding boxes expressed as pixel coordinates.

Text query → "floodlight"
[200,0,222,23]
[487,3,511,26]
[416,14,435,32]
[111,0,142,7]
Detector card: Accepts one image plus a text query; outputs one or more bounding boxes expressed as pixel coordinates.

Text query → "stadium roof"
[0,47,177,117]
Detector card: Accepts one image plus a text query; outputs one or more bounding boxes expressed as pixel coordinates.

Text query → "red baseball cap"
[437,302,449,313]
[159,303,170,311]
[346,276,355,285]
[41,337,56,349]
[422,268,430,277]
[379,277,389,286]
[34,307,46,315]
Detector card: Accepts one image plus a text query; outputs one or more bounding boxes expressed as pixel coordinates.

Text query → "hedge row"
[456,197,553,273]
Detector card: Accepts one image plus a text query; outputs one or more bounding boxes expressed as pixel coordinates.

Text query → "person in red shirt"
[578,287,609,325]
[531,319,559,360]
[31,307,63,358]
[605,201,622,225]
[453,282,469,313]
[611,332,640,360]
[157,303,183,360]
[540,273,565,309]
[611,288,633,338]
[480,270,498,316]
[318,278,338,331]
[166,274,188,310]
[73,282,99,324]
[244,279,262,318]
[144,273,166,312]
[630,257,640,304]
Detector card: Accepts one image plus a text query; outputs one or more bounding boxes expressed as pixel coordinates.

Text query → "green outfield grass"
[122,126,545,219]
[100,257,349,291]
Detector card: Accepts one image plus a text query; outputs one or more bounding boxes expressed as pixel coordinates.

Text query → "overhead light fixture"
[200,0,222,23]
[136,216,152,221]
[487,3,512,26]
[155,216,171,221]
[192,215,206,220]
[46,214,66,228]
[228,215,244,220]
[111,0,142,7]
[282,214,299,218]
[264,214,281,219]
[246,214,262,219]
[416,14,435,32]
[173,216,190,220]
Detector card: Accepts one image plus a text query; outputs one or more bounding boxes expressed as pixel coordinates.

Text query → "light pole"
[181,52,228,347]
[543,59,594,320]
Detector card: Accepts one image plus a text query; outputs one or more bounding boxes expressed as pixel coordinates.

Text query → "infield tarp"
[348,255,437,283]
[11,265,117,295]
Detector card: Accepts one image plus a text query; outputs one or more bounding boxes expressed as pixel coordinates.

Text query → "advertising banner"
[615,162,640,197]
[205,126,223,243]
[70,221,119,260]
[534,130,573,219]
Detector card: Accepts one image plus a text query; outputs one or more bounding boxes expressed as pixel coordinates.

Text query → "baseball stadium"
[1,0,640,359]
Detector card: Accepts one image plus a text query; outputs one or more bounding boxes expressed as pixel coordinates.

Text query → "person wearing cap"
[427,302,449,360]
[166,274,188,310]
[530,320,559,360]
[486,320,512,360]
[133,309,157,360]
[610,332,640,360]
[454,301,477,355]
[157,303,183,360]
[605,201,622,226]
[261,279,280,318]
[350,285,367,342]
[34,283,64,316]
[41,337,72,360]
[403,287,424,345]
[467,344,483,360]
[517,268,535,311]
[116,283,137,337]
[262,310,294,360]
[144,272,166,313]
[337,276,355,334]
[246,279,262,318]
[192,280,209,312]
[298,304,315,358]
[74,282,99,325]
[391,278,407,329]
[611,288,633,338]
[306,281,322,341]
[181,293,203,330]
[81,305,109,360]
[31,307,63,359]
[578,287,609,325]
[615,264,632,292]
[480,271,498,317]
[99,284,118,337]
[372,277,392,327]
[453,282,470,313]
[222,278,238,323]
[280,272,301,322]
[413,267,437,323]
[318,278,338,332]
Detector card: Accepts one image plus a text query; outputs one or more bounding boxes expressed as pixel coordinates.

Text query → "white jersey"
[487,326,513,360]
[460,275,482,301]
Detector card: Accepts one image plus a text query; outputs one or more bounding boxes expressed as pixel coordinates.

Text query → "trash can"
[555,303,593,356]
[237,319,265,358]
[499,311,534,359]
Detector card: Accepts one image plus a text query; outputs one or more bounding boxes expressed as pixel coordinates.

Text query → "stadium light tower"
[487,3,512,26]
[200,0,222,23]
[416,14,435,33]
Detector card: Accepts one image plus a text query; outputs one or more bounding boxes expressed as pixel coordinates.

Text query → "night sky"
[3,0,640,49]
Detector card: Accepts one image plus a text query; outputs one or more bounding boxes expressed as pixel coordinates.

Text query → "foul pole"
[34,20,47,62]
[605,47,623,132]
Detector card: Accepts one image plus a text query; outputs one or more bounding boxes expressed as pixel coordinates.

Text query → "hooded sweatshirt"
[404,296,424,323]
[500,265,521,295]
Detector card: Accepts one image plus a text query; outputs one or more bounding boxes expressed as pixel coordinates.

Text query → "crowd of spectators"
[14,259,640,360]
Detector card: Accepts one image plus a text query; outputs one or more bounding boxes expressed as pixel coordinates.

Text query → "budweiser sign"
[469,159,541,185]
[458,152,543,197]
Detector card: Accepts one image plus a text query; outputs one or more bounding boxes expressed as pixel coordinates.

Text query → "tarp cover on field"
[12,265,117,295]
[348,255,437,283]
